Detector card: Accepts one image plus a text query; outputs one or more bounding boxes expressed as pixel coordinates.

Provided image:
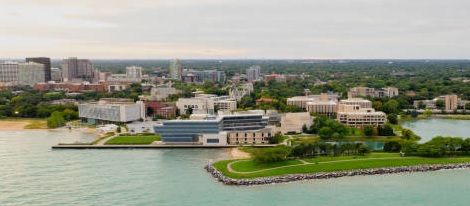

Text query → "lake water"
[1,129,470,205]
[401,118,470,143]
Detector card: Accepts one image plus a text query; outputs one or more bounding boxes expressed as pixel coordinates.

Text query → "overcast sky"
[1,0,469,59]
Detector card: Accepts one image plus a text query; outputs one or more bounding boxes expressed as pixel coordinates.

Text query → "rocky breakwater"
[204,163,470,186]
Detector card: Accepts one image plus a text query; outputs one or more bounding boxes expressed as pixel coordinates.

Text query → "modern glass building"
[154,114,269,144]
[154,119,222,143]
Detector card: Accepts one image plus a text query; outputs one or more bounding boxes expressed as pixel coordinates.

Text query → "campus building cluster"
[287,94,386,128]
[176,94,237,115]
[413,94,469,111]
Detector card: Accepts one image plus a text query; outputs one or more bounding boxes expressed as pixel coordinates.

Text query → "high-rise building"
[0,62,18,83]
[445,94,458,110]
[62,57,95,82]
[26,57,51,81]
[18,62,45,86]
[50,68,62,82]
[246,65,260,82]
[126,66,142,80]
[169,59,182,80]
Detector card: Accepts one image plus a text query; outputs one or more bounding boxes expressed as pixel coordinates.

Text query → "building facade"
[337,104,386,127]
[26,57,51,81]
[78,98,145,124]
[62,57,95,82]
[0,62,18,83]
[246,65,260,82]
[18,62,45,86]
[169,59,182,80]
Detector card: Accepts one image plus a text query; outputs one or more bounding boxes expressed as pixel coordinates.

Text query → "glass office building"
[154,119,222,143]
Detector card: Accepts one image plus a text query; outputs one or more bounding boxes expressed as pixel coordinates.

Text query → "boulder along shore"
[205,163,470,186]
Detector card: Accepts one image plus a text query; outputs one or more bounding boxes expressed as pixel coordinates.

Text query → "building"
[227,127,272,145]
[280,112,313,134]
[337,104,386,128]
[445,94,458,110]
[50,68,62,82]
[229,83,253,101]
[169,59,182,80]
[0,62,18,83]
[154,113,270,145]
[18,62,45,86]
[144,101,176,119]
[143,82,181,101]
[34,82,105,92]
[348,87,399,98]
[62,57,95,82]
[256,97,276,105]
[26,57,51,81]
[339,98,372,109]
[182,69,226,83]
[287,93,340,110]
[176,94,236,115]
[106,66,142,83]
[246,65,260,82]
[78,98,145,124]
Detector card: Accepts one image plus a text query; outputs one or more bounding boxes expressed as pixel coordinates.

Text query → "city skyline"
[1,0,470,59]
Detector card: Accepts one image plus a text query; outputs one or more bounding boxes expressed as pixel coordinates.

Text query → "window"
[207,138,219,143]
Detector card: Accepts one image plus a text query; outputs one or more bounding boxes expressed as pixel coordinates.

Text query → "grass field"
[213,154,470,179]
[438,115,470,120]
[105,135,161,145]
[0,118,47,129]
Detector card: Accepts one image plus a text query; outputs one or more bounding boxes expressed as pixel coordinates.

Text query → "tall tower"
[62,57,94,82]
[26,57,51,81]
[169,59,182,80]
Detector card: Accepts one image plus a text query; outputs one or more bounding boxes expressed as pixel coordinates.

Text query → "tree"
[435,99,444,109]
[252,146,291,163]
[116,126,122,133]
[269,132,284,144]
[362,126,375,136]
[378,124,395,136]
[301,124,308,133]
[465,103,470,110]
[387,113,398,124]
[423,109,432,117]
[383,141,401,152]
[383,99,399,114]
[318,127,334,140]
[46,111,65,128]
[357,145,371,156]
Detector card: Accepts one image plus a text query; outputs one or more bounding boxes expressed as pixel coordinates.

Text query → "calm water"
[1,130,470,205]
[402,118,470,143]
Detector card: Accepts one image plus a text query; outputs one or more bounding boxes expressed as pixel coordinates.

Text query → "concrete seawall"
[205,163,470,186]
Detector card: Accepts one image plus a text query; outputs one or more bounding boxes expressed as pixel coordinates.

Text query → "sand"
[0,120,30,130]
[230,148,251,159]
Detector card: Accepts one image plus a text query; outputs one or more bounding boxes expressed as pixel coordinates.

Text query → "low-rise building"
[337,104,386,128]
[79,98,145,124]
[348,87,399,98]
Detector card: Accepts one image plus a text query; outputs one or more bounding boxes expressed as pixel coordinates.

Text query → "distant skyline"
[1,0,470,59]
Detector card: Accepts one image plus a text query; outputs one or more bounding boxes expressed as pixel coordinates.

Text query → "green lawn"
[213,156,470,179]
[230,159,303,172]
[104,135,161,145]
[438,115,470,120]
[303,152,400,163]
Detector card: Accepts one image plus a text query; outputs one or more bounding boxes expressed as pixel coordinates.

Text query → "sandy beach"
[0,120,32,130]
[230,148,251,159]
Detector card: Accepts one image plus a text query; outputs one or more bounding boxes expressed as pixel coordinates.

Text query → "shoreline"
[230,148,251,159]
[205,163,470,186]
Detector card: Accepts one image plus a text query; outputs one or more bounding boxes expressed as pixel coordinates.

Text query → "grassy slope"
[214,155,470,179]
[105,135,161,145]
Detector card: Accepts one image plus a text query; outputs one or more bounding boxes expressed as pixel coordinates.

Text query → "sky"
[1,0,470,59]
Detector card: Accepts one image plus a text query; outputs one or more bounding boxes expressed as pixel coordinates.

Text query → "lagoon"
[401,118,470,143]
[1,130,470,205]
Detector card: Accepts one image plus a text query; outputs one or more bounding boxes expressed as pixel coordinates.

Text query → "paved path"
[226,157,405,174]
[95,135,116,145]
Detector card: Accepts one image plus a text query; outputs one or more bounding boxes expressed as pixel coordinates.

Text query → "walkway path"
[95,135,117,145]
[226,157,405,174]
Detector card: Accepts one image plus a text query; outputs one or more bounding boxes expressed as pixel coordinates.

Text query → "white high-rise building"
[18,62,45,86]
[246,65,260,82]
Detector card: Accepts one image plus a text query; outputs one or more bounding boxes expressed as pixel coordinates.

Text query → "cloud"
[1,0,470,58]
